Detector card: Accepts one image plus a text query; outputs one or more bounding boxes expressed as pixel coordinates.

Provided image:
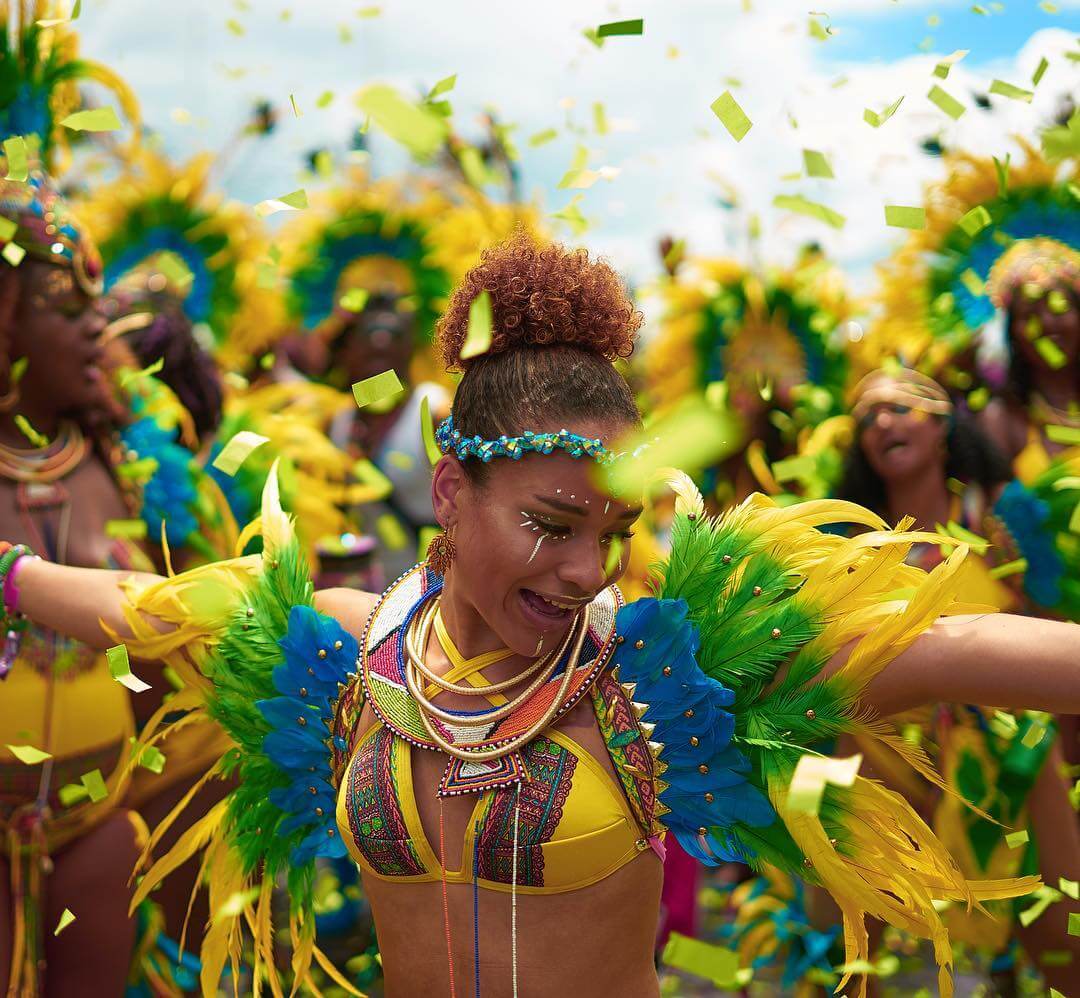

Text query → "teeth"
[537,593,575,611]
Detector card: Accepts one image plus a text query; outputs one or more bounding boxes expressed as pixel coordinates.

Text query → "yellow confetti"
[106,644,152,694]
[289,93,302,117]
[1006,829,1030,848]
[212,430,270,476]
[354,83,448,159]
[3,136,28,182]
[254,188,308,218]
[460,291,492,360]
[60,107,121,132]
[990,79,1034,103]
[928,84,966,119]
[773,193,845,229]
[710,91,752,142]
[863,95,904,128]
[0,218,15,243]
[375,513,409,551]
[802,149,833,179]
[788,753,862,815]
[958,204,992,236]
[960,269,985,296]
[6,744,51,765]
[528,128,558,147]
[418,525,440,564]
[215,888,261,920]
[226,17,245,34]
[352,369,404,409]
[884,205,926,229]
[661,933,740,989]
[933,50,968,79]
[1032,57,1050,86]
[54,909,76,936]
[356,5,381,16]
[352,459,393,500]
[1,242,24,266]
[338,288,369,313]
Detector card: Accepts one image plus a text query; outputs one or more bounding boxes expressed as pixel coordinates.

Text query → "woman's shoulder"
[314,587,379,642]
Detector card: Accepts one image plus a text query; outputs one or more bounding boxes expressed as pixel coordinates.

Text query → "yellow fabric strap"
[426,609,514,706]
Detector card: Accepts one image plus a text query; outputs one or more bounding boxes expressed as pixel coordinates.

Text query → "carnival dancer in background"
[6,235,1080,997]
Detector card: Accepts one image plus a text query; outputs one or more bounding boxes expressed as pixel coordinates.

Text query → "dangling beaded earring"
[426,525,456,576]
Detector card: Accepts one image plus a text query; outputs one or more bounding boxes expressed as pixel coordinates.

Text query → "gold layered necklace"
[402,594,590,762]
[0,420,88,484]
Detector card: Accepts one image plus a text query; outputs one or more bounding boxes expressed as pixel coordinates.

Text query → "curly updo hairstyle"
[436,232,643,484]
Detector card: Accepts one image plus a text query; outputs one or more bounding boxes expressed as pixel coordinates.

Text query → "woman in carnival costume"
[836,368,1080,990]
[644,245,854,506]
[5,235,1080,996]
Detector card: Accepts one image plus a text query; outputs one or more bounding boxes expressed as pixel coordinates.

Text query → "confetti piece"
[1019,886,1062,927]
[2,242,24,266]
[1035,337,1067,369]
[420,395,442,467]
[54,909,76,936]
[338,288,369,313]
[212,431,270,476]
[352,369,404,409]
[106,644,152,694]
[971,4,988,13]
[1005,829,1030,848]
[352,459,393,500]
[254,189,308,218]
[134,743,166,774]
[788,754,862,815]
[0,217,15,242]
[988,558,1027,579]
[118,356,165,389]
[289,93,301,117]
[1039,0,1058,9]
[661,933,740,989]
[582,27,604,49]
[81,769,108,802]
[418,525,439,564]
[989,79,1034,103]
[960,269,985,296]
[991,710,1019,738]
[115,457,159,482]
[933,50,968,79]
[226,17,244,35]
[1032,57,1050,86]
[14,414,47,447]
[711,91,752,142]
[1042,953,1073,968]
[596,18,643,37]
[356,5,381,16]
[3,136,28,181]
[58,783,89,806]
[808,14,831,41]
[928,85,966,119]
[528,128,557,147]
[375,513,408,551]
[428,74,457,99]
[958,204,992,237]
[61,107,121,132]
[6,744,51,764]
[460,290,492,360]
[772,193,845,229]
[316,90,335,108]
[885,205,926,229]
[354,83,448,159]
[550,195,587,235]
[863,95,904,128]
[1021,722,1047,748]
[1060,878,1079,900]
[802,149,834,179]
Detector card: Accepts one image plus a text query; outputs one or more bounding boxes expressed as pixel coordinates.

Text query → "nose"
[872,409,893,430]
[554,536,607,597]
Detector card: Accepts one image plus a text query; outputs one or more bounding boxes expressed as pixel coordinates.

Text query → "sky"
[72,0,1080,300]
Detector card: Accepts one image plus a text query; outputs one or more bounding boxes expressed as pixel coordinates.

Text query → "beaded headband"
[850,368,953,422]
[435,414,616,465]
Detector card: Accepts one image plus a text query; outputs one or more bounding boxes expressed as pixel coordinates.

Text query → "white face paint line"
[526,533,545,564]
[603,500,610,515]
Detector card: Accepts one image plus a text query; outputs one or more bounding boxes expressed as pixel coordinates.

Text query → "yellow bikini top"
[334,566,662,894]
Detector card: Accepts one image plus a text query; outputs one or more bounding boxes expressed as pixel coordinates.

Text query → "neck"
[0,397,63,447]
[1031,368,1080,412]
[439,569,515,661]
[884,467,951,530]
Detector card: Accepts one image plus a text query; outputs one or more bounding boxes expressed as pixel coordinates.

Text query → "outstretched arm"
[16,558,166,649]
[850,612,1080,717]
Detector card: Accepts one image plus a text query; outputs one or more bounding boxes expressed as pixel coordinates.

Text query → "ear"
[431,455,468,530]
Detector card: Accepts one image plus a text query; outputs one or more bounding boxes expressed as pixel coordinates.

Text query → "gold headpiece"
[850,368,953,422]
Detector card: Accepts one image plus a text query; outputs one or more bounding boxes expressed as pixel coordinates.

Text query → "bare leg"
[1014,741,1080,992]
[42,810,140,996]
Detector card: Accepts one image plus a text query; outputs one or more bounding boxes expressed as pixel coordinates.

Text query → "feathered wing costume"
[111,471,1036,997]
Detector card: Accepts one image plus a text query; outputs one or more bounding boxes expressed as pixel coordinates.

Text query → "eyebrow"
[533,494,643,521]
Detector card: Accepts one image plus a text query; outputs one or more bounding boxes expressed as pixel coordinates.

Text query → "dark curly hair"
[836,413,1012,517]
[436,233,643,484]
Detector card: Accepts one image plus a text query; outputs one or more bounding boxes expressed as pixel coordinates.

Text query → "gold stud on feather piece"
[620,680,638,700]
[630,701,649,720]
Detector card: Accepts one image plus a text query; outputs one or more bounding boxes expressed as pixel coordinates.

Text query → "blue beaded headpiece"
[435,415,616,465]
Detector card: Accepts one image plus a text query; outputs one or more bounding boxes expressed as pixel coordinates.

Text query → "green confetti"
[711,91,752,142]
[254,188,308,218]
[54,909,76,936]
[989,558,1028,579]
[14,414,48,447]
[661,933,740,989]
[990,79,1034,103]
[528,128,558,147]
[1033,56,1050,86]
[1021,722,1047,748]
[802,149,834,179]
[58,783,89,806]
[338,288,370,313]
[593,102,608,135]
[3,136,28,182]
[428,74,457,99]
[354,83,449,159]
[1060,877,1080,900]
[118,356,165,389]
[0,218,15,243]
[934,50,968,79]
[375,513,408,551]
[6,744,51,765]
[1041,953,1072,968]
[352,369,404,409]
[1042,110,1080,161]
[289,93,302,117]
[226,17,244,34]
[420,395,442,466]
[863,95,904,128]
[1019,886,1062,927]
[971,4,988,13]
[2,242,24,266]
[352,459,393,500]
[460,291,492,360]
[80,769,108,802]
[212,430,270,475]
[60,107,122,132]
[1035,337,1067,369]
[106,644,152,693]
[884,205,926,229]
[115,457,159,481]
[417,525,439,564]
[550,195,587,235]
[134,743,166,774]
[1005,829,1030,848]
[928,85,966,120]
[596,18,643,37]
[316,90,335,108]
[772,194,845,229]
[958,204,992,237]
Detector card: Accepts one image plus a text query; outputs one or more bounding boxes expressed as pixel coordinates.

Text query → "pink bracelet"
[3,553,36,615]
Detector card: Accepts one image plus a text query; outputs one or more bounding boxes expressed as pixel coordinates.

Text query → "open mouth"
[518,588,580,629]
[883,439,908,455]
